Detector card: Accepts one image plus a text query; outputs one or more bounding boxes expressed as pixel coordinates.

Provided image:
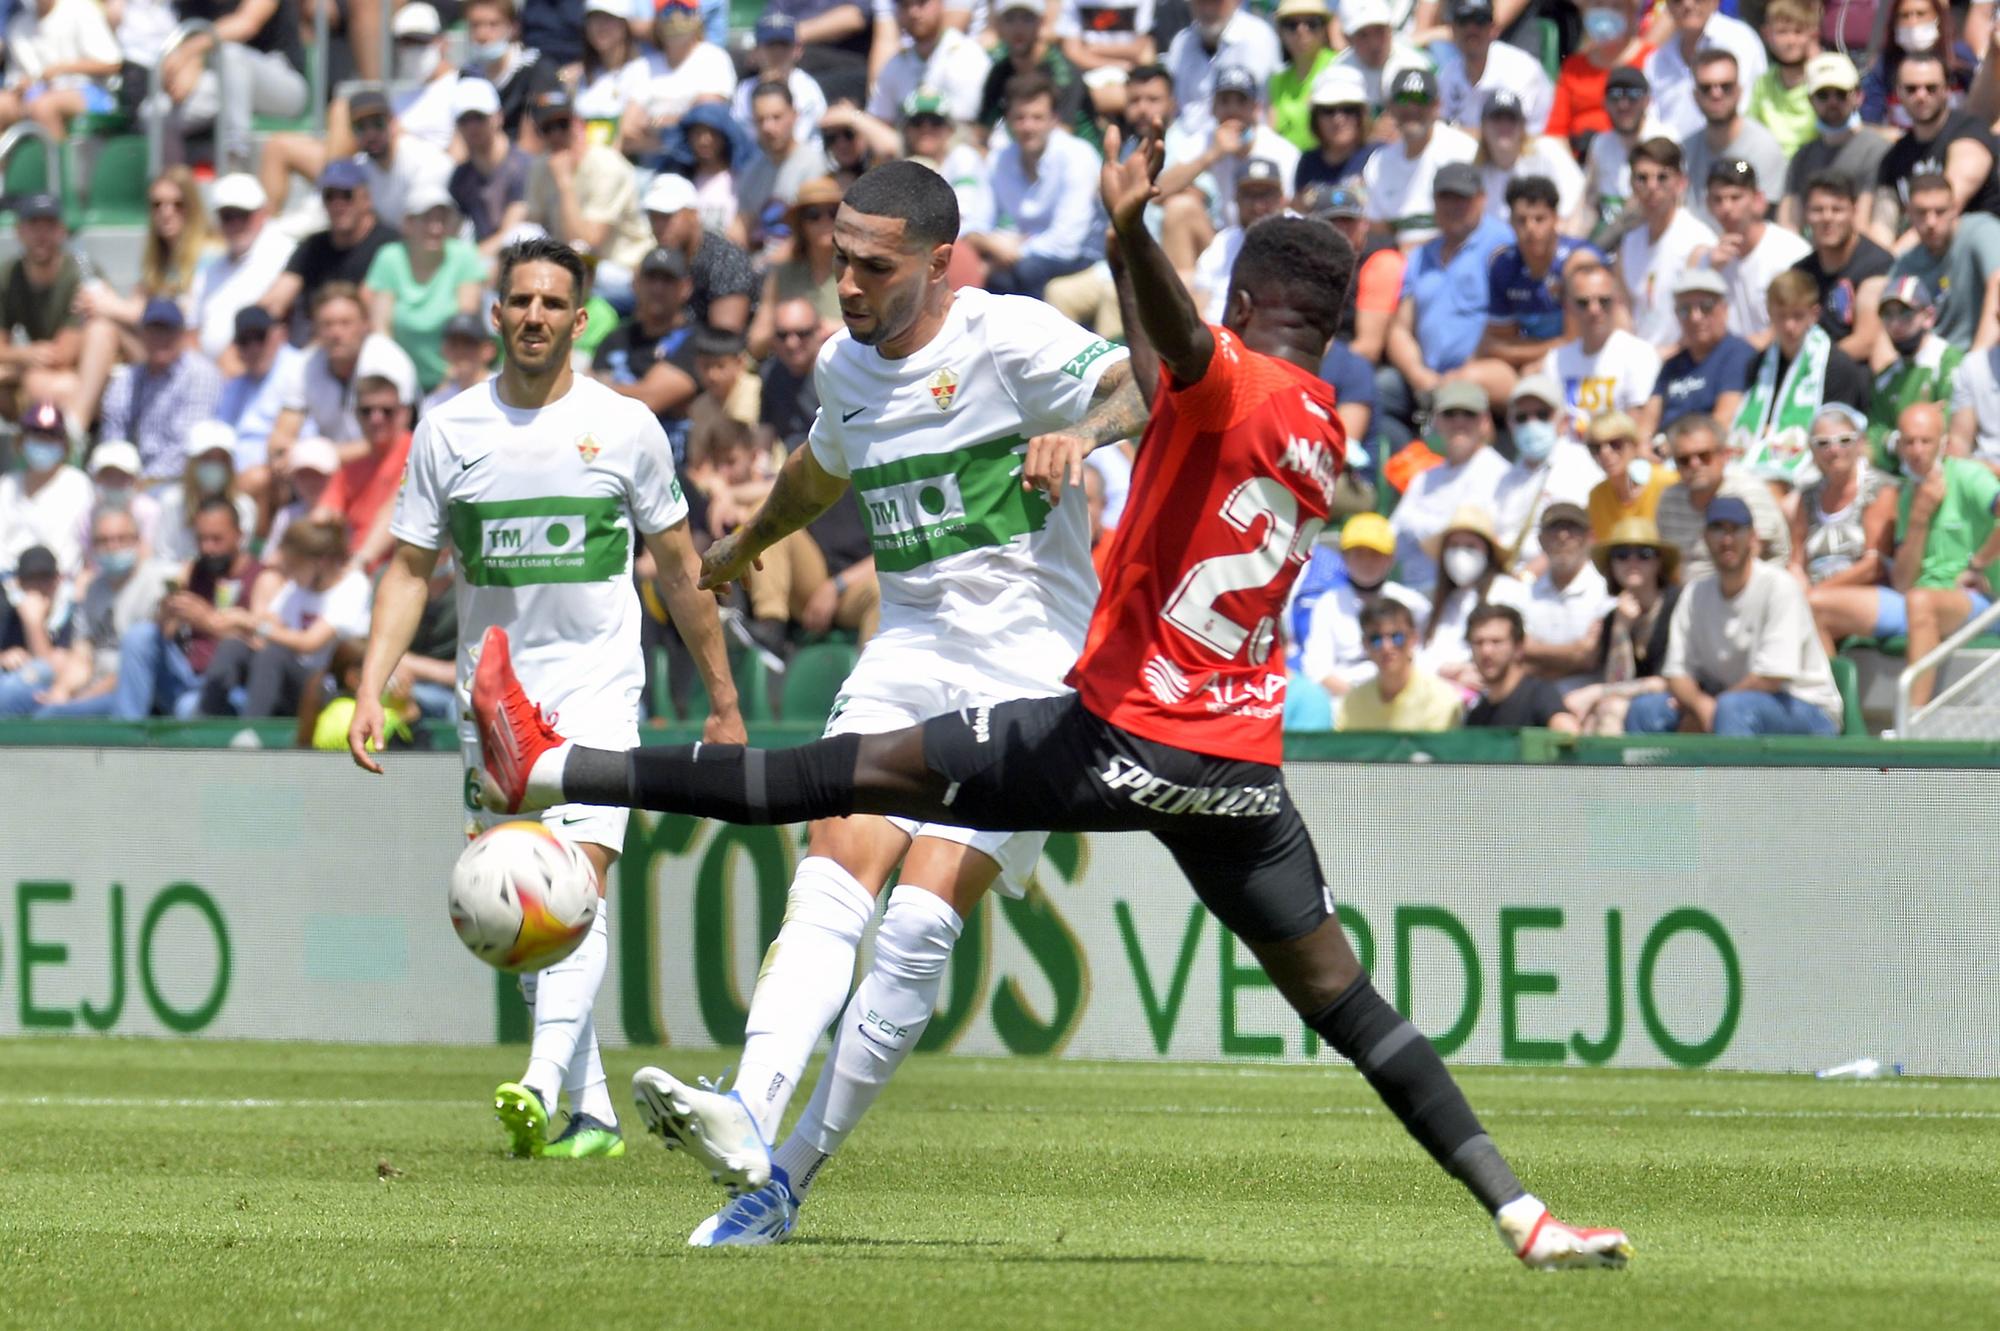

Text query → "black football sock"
[561,736,862,825]
[1307,978,1525,1213]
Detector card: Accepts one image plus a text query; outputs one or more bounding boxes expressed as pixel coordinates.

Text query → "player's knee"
[784,855,879,941]
[871,885,965,982]
[1247,914,1364,1017]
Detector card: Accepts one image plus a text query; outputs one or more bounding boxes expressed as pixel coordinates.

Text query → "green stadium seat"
[1536,18,1561,80]
[780,641,858,725]
[651,640,780,723]
[1830,655,1866,737]
[78,135,151,227]
[4,135,49,197]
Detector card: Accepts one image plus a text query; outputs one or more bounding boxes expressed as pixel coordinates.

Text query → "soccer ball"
[448,821,598,972]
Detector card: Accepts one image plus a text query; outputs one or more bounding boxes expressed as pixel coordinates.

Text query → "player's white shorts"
[826,632,1064,897]
[460,719,638,855]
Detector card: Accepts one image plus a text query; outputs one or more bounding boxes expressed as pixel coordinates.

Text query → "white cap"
[500,220,549,246]
[1342,0,1393,31]
[404,176,456,217]
[211,173,267,213]
[288,437,341,476]
[452,78,502,119]
[584,0,626,14]
[642,171,698,216]
[391,2,441,37]
[187,419,238,460]
[356,339,419,404]
[1310,63,1368,107]
[89,439,142,477]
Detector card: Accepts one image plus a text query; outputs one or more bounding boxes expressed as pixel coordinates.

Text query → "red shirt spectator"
[1547,41,1654,140]
[318,375,413,563]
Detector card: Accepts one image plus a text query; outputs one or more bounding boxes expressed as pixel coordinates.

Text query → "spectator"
[1472,93,1582,229]
[640,171,756,334]
[1465,603,1580,729]
[1266,0,1333,152]
[1492,374,1601,569]
[637,2,738,147]
[0,545,68,716]
[1678,50,1786,230]
[101,496,260,721]
[1873,51,2000,231]
[1651,268,1753,430]
[517,0,593,67]
[1584,410,1676,539]
[1778,55,1887,234]
[155,0,310,171]
[385,4,461,152]
[1326,0,1424,115]
[1627,494,1842,736]
[1793,404,1898,654]
[738,82,826,243]
[1322,180,1402,366]
[1571,65,1662,241]
[762,0,872,109]
[1545,0,1651,143]
[1057,0,1159,109]
[448,79,534,257]
[1156,65,1299,234]
[524,90,656,309]
[591,246,699,463]
[1336,595,1463,731]
[187,173,293,365]
[0,194,89,413]
[1125,64,1218,273]
[964,74,1107,298]
[1539,262,1661,441]
[339,90,458,230]
[217,307,305,474]
[1300,513,1431,700]
[1654,414,1791,583]
[1745,0,1821,156]
[1363,67,1478,251]
[461,0,564,139]
[1381,163,1508,442]
[267,435,338,553]
[757,296,829,452]
[574,0,654,133]
[896,90,995,236]
[1192,160,1288,320]
[260,162,398,325]
[1388,380,1511,587]
[422,313,499,414]
[1859,0,1979,131]
[1438,0,1551,135]
[1465,175,1592,410]
[1418,502,1530,681]
[1645,0,1767,140]
[267,284,420,469]
[98,300,223,490]
[686,326,762,460]
[1886,172,2000,351]
[1890,402,2000,709]
[869,0,991,125]
[363,181,486,395]
[1695,157,1811,343]
[982,0,1098,149]
[81,441,162,555]
[1564,515,1681,733]
[0,399,89,577]
[1520,501,1615,680]
[318,375,414,563]
[1791,170,1891,364]
[29,506,171,717]
[1295,63,1376,192]
[1,0,122,141]
[747,177,843,358]
[1731,269,1872,486]
[198,518,371,718]
[157,421,258,562]
[1617,138,1715,346]
[1165,0,1281,139]
[1879,277,1965,463]
[732,15,828,146]
[1315,334,1377,502]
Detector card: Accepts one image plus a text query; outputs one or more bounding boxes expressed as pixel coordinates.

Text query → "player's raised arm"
[698,442,851,591]
[349,540,442,773]
[1100,126,1214,388]
[642,522,746,744]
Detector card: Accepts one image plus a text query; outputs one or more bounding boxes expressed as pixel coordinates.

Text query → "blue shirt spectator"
[215,308,306,470]
[100,301,224,486]
[1319,339,1378,471]
[1401,212,1511,373]
[1489,235,1599,342]
[1650,269,1756,430]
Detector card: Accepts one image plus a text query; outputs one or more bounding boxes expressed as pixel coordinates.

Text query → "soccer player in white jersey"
[626,160,1148,1244]
[347,237,743,1159]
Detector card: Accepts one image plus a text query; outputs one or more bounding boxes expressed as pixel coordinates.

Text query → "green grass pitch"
[3,1040,1997,1330]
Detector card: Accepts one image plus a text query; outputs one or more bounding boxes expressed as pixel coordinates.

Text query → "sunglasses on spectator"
[1901,81,1945,96]
[217,207,253,226]
[233,331,267,348]
[1280,15,1326,29]
[1675,448,1717,466]
[358,404,401,419]
[1809,89,1850,104]
[1315,103,1363,118]
[151,195,185,211]
[352,115,389,132]
[798,205,836,222]
[323,188,355,202]
[540,116,575,132]
[1511,407,1553,423]
[1366,631,1410,649]
[905,113,948,130]
[1606,87,1646,102]
[1696,80,1737,95]
[1610,546,1660,561]
[823,126,856,142]
[1675,297,1721,316]
[1811,432,1861,449]
[1572,295,1615,310]
[775,327,816,342]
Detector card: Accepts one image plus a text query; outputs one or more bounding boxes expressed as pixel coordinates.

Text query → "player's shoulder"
[571,375,672,445]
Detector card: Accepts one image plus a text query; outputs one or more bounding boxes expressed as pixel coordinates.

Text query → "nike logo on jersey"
[560,815,587,826]
[461,454,490,471]
[841,407,866,423]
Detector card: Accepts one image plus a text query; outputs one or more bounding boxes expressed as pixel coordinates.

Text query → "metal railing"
[0,121,65,202]
[1894,596,2000,738]
[144,20,236,174]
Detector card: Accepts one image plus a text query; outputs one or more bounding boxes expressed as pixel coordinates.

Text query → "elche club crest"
[927,366,959,411]
[575,433,602,463]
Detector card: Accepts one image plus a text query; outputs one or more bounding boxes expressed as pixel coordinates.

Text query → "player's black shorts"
[921,693,1331,944]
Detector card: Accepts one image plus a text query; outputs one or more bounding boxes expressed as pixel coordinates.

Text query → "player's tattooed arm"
[699,443,850,591]
[1022,359,1148,503]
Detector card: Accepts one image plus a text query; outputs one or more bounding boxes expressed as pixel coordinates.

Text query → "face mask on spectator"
[98,548,137,577]
[470,35,510,62]
[1583,7,1627,41]
[397,45,442,80]
[1816,108,1860,134]
[97,482,133,509]
[1512,419,1557,462]
[1444,546,1490,586]
[196,551,235,578]
[1889,324,1928,356]
[195,461,231,495]
[22,439,65,472]
[1895,22,1939,49]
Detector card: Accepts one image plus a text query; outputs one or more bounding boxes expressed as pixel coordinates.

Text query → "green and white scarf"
[1731,324,1830,485]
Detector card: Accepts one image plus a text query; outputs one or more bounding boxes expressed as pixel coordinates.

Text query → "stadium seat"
[780,641,859,725]
[77,135,152,228]
[1830,655,1866,737]
[3,134,49,200]
[1536,18,1560,80]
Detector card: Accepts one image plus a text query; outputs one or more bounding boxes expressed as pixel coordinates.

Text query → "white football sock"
[732,856,878,1143]
[772,1130,831,1201]
[525,741,573,811]
[794,884,963,1158]
[523,896,609,1113]
[564,1006,618,1126]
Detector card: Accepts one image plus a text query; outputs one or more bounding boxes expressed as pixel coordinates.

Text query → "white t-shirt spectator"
[1950,346,2000,464]
[870,28,994,124]
[1165,7,1282,139]
[1704,224,1813,340]
[1438,42,1552,135]
[1663,558,1840,721]
[187,226,297,362]
[1582,115,1665,221]
[1643,15,1769,139]
[1362,124,1478,248]
[1525,562,1614,646]
[395,72,464,153]
[1479,138,1585,228]
[988,128,1106,262]
[1419,574,1532,670]
[1301,578,1432,690]
[641,42,737,124]
[1194,224,1246,322]
[0,463,93,576]
[731,67,827,144]
[934,142,996,234]
[576,55,657,123]
[358,139,456,227]
[1209,126,1301,227]
[279,333,419,442]
[1388,444,1512,589]
[1621,208,1717,346]
[73,560,172,682]
[4,0,121,90]
[1542,330,1663,429]
[1491,440,1602,566]
[270,567,374,641]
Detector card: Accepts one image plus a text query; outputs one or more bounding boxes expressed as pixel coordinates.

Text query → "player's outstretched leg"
[631,1066,772,1194]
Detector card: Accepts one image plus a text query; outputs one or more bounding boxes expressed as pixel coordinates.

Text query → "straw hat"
[1592,515,1680,582]
[1422,503,1501,560]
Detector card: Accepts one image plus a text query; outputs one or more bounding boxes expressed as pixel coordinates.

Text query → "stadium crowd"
[2,0,2000,742]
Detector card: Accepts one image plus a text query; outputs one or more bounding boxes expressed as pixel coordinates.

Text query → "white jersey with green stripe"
[807,288,1128,693]
[390,375,688,742]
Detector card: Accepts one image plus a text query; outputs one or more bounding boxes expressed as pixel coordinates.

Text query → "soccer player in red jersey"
[468,131,1633,1270]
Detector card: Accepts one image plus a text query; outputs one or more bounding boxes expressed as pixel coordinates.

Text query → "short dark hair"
[1359,596,1416,635]
[193,495,241,528]
[751,80,793,109]
[311,281,366,318]
[498,235,589,301]
[1907,170,1954,201]
[1897,48,1947,79]
[1004,70,1058,112]
[1630,137,1684,173]
[1127,62,1172,90]
[1504,175,1560,212]
[1692,47,1739,77]
[1804,169,1858,203]
[842,158,961,249]
[356,373,402,401]
[1228,216,1354,347]
[1466,603,1525,642]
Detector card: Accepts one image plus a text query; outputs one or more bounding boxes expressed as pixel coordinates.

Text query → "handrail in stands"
[314,0,332,132]
[0,120,65,202]
[1894,595,2000,737]
[145,20,241,174]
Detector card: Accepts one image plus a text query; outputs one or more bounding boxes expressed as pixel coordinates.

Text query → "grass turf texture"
[2,1041,1997,1330]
